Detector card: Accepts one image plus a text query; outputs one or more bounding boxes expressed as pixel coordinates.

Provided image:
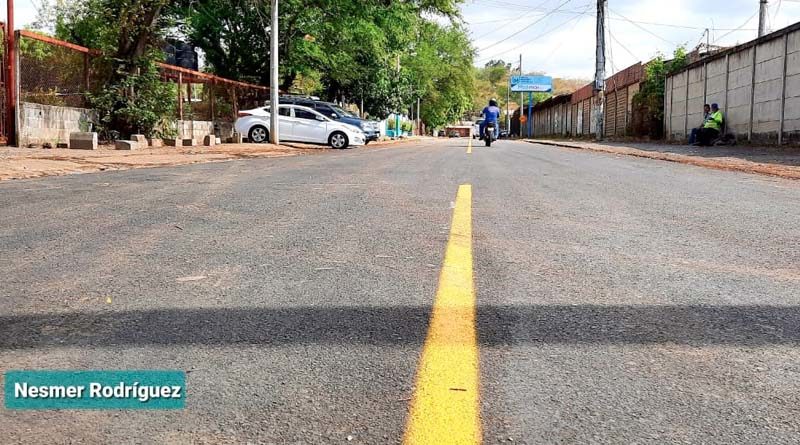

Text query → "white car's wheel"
[249,126,269,144]
[329,132,349,149]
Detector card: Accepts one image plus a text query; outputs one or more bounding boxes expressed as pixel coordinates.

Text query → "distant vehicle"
[235,104,366,149]
[499,129,509,139]
[473,119,484,139]
[279,96,381,143]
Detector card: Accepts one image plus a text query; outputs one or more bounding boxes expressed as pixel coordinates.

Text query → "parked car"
[279,96,381,143]
[235,104,366,149]
[473,119,484,139]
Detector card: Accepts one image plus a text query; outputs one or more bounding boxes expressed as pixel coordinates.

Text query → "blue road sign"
[510,76,553,93]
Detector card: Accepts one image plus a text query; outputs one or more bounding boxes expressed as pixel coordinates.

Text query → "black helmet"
[489,98,498,107]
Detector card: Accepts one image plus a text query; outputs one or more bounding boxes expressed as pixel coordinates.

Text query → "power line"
[608,28,639,62]
[471,1,554,41]
[542,2,593,63]
[713,11,758,43]
[477,0,576,52]
[475,7,588,64]
[606,9,616,74]
[467,2,757,32]
[607,7,677,46]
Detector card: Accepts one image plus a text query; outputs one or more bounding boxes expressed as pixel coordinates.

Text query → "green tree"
[50,0,177,138]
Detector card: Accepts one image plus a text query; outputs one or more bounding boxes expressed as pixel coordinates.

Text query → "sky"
[462,0,800,79]
[3,0,799,81]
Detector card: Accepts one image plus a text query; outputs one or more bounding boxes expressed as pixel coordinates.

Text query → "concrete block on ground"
[203,135,216,147]
[115,140,139,150]
[183,139,197,147]
[69,132,98,150]
[164,139,178,147]
[215,137,222,145]
[148,138,163,148]
[57,142,69,149]
[231,132,244,144]
[131,134,147,147]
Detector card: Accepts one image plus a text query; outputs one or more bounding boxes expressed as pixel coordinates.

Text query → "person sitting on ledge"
[696,103,724,147]
[689,104,711,145]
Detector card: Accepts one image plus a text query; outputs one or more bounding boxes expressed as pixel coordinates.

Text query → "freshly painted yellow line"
[467,139,473,154]
[403,184,480,445]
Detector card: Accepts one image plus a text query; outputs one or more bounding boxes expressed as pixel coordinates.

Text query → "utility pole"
[506,72,510,135]
[594,0,607,141]
[6,0,15,146]
[519,54,523,137]
[758,0,768,37]
[269,0,279,144]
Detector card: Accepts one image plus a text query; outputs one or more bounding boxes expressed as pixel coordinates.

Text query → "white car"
[235,104,366,149]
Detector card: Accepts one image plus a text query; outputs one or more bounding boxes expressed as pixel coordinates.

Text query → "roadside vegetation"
[35,0,476,135]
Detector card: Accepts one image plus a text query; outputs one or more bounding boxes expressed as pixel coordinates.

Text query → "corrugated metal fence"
[531,62,644,138]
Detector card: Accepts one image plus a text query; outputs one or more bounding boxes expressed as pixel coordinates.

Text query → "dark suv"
[279,96,381,143]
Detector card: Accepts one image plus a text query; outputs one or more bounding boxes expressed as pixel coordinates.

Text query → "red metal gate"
[0,22,8,145]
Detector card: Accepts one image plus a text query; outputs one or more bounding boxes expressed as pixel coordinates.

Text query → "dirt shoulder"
[0,138,422,182]
[528,139,800,180]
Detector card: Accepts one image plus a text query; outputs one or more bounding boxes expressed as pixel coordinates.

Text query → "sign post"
[510,75,552,139]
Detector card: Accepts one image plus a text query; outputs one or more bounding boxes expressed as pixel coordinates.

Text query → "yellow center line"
[403,184,480,445]
[467,139,473,154]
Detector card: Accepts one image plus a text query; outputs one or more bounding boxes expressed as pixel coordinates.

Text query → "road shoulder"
[0,138,427,182]
[526,139,800,180]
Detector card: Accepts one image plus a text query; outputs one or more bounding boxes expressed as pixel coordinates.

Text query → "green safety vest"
[703,111,723,131]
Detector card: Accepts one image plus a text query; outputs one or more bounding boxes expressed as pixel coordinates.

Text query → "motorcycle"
[484,121,497,147]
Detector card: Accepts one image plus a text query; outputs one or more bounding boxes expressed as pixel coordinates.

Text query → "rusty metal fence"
[0,22,7,143]
[17,30,269,124]
[18,30,95,109]
[158,63,269,123]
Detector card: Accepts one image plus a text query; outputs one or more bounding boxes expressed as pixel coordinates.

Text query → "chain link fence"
[18,30,95,109]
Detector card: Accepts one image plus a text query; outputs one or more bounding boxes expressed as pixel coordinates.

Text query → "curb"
[526,139,800,181]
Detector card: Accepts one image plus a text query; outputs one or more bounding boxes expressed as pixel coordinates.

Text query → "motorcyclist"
[480,99,501,140]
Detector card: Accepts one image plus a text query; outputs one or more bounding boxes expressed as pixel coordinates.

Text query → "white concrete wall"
[784,29,800,140]
[19,102,97,147]
[665,24,800,144]
[669,71,688,139]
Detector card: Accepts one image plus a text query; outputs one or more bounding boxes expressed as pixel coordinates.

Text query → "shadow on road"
[2,305,799,349]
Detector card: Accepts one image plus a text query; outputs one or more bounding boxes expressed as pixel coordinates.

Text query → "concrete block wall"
[668,71,688,138]
[687,65,706,132]
[784,29,800,141]
[177,120,214,141]
[727,47,754,137]
[19,102,97,147]
[665,22,800,145]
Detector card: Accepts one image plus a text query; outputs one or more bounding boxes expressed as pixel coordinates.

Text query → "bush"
[89,53,177,140]
[631,47,687,138]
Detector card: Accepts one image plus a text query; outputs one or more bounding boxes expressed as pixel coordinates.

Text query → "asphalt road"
[1,138,799,444]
